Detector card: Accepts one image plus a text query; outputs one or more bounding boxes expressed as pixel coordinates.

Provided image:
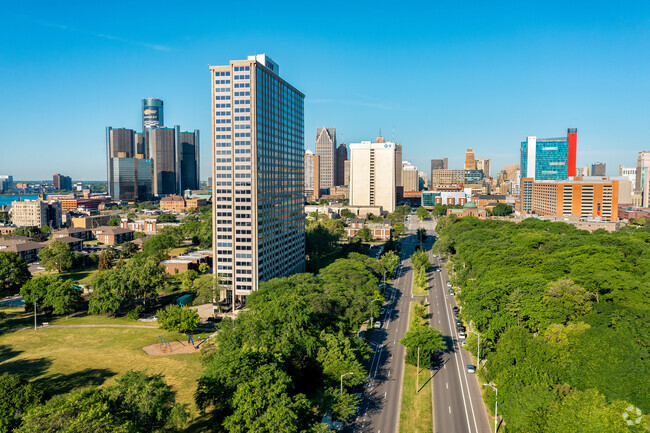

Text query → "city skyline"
[1,2,649,179]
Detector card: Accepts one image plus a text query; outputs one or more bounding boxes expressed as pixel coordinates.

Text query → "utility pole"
[416,346,420,392]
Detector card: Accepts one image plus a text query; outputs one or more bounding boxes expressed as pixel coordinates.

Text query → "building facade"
[431,169,465,185]
[53,174,72,190]
[210,54,305,305]
[591,162,606,176]
[476,158,491,178]
[0,175,13,192]
[465,148,476,170]
[335,143,348,186]
[520,128,577,180]
[402,162,419,192]
[315,127,336,193]
[635,151,650,193]
[349,136,396,213]
[619,166,636,191]
[10,200,62,228]
[304,150,320,201]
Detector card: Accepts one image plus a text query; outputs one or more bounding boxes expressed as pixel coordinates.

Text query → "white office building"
[349,136,396,213]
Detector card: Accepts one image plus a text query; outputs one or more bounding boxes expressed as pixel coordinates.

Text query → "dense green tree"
[44,279,82,317]
[416,227,427,243]
[416,206,429,221]
[380,251,399,278]
[120,241,138,258]
[142,234,177,256]
[392,222,405,239]
[354,227,372,242]
[223,365,312,433]
[157,304,199,334]
[89,256,165,315]
[0,372,44,432]
[411,249,430,272]
[543,279,594,325]
[98,251,112,271]
[157,213,177,223]
[400,324,445,368]
[0,251,31,296]
[545,389,631,433]
[491,203,513,216]
[339,208,356,219]
[107,217,121,226]
[37,240,73,273]
[432,204,447,217]
[16,388,134,433]
[104,370,188,432]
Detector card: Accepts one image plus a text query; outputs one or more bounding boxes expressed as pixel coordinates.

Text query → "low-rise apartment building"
[159,195,207,212]
[91,226,134,245]
[345,219,392,240]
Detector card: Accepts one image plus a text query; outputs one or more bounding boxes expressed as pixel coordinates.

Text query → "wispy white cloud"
[21,16,172,52]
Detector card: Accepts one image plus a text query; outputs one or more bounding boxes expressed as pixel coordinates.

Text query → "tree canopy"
[0,251,30,297]
[433,216,650,431]
[38,240,73,273]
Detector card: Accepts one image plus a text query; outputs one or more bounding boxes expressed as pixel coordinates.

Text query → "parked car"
[452,306,459,312]
[374,321,382,329]
[448,289,454,295]
[467,364,475,373]
[458,332,466,339]
[446,281,451,287]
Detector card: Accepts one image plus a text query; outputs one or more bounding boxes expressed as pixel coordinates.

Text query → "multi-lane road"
[350,215,491,433]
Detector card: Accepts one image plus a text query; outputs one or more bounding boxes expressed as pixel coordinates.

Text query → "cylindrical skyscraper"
[142,98,164,130]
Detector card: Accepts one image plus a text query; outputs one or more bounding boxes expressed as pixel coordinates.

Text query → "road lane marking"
[449,406,451,414]
[438,270,475,433]
[446,382,448,389]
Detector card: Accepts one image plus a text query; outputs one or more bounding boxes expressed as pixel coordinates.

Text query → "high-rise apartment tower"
[210,54,305,307]
[315,127,336,193]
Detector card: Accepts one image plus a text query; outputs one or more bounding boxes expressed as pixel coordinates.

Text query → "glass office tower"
[210,54,305,307]
[520,129,577,181]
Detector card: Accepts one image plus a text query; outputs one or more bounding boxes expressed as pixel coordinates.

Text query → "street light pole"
[34,299,37,330]
[483,383,498,433]
[340,372,353,395]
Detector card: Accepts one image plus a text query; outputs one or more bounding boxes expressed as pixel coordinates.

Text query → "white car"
[458,332,466,339]
[374,321,382,329]
[467,364,475,374]
[446,281,451,287]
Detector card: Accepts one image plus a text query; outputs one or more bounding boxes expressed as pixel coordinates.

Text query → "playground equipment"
[156,336,172,352]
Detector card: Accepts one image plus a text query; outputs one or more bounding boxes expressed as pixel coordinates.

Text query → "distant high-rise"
[305,150,320,201]
[395,143,403,188]
[520,128,577,180]
[465,148,476,170]
[315,127,336,193]
[344,160,351,186]
[591,162,606,176]
[151,127,177,196]
[635,151,650,193]
[177,127,200,193]
[575,167,590,177]
[106,126,153,201]
[431,158,448,171]
[335,142,348,186]
[619,166,636,191]
[476,158,491,178]
[0,175,13,192]
[142,98,163,131]
[350,135,396,213]
[210,54,305,306]
[53,174,72,190]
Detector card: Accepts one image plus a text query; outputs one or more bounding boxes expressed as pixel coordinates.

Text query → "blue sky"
[0,1,648,180]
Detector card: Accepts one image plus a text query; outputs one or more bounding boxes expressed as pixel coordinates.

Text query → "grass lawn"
[412,275,428,296]
[34,263,100,285]
[399,364,433,433]
[399,301,433,433]
[0,319,203,408]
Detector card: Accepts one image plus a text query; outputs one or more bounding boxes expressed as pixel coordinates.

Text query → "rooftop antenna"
[379,128,382,137]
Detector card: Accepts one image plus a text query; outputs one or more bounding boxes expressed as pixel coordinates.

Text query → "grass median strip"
[399,301,433,433]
